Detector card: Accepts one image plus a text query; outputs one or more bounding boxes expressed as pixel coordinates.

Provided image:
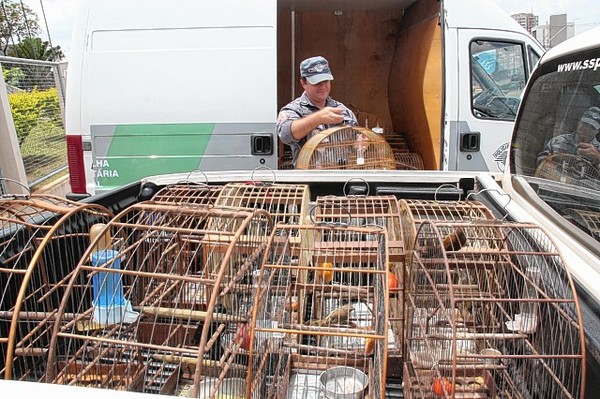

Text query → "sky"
[491,0,600,34]
[21,0,600,61]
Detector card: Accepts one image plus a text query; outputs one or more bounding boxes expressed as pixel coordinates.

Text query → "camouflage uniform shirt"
[276,92,357,167]
[537,133,600,165]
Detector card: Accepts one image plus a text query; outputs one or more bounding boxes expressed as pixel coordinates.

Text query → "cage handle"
[251,166,277,186]
[183,170,209,185]
[343,177,370,197]
[0,177,31,197]
[466,188,512,221]
[433,183,461,202]
[309,202,352,227]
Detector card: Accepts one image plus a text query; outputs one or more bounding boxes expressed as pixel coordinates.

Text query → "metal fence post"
[0,63,28,195]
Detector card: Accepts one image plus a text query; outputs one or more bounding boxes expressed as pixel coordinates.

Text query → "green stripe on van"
[96,123,215,189]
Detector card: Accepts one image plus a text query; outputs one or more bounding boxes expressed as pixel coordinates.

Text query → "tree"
[0,0,41,55]
[8,37,64,61]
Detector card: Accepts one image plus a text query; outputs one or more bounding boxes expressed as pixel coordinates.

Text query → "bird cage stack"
[404,220,585,398]
[44,202,273,397]
[314,195,406,375]
[296,126,396,170]
[535,153,600,189]
[248,223,389,399]
[0,194,112,381]
[151,183,223,206]
[214,182,311,227]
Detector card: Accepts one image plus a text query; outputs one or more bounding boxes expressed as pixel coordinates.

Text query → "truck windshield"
[511,47,600,242]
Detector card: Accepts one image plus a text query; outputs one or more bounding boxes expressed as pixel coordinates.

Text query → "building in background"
[533,14,575,49]
[511,12,538,34]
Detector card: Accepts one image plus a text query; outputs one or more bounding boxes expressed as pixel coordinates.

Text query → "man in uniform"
[276,56,357,168]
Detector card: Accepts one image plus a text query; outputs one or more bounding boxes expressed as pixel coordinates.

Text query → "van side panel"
[388,0,443,170]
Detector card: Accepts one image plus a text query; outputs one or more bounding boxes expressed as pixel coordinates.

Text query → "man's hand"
[317,106,345,125]
[577,143,600,165]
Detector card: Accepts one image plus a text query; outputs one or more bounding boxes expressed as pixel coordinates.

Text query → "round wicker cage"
[394,152,424,170]
[296,126,396,170]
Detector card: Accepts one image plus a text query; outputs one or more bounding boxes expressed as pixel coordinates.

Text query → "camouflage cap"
[300,56,334,84]
[581,106,600,130]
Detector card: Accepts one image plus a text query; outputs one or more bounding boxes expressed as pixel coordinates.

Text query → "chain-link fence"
[0,56,67,188]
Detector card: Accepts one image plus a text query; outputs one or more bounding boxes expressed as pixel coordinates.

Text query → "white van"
[65,0,544,198]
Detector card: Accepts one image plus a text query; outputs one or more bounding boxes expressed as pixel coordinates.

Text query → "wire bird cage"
[313,195,405,375]
[151,183,223,206]
[404,220,585,399]
[384,132,411,153]
[296,127,396,170]
[565,208,600,240]
[0,194,112,381]
[44,202,273,397]
[535,153,600,189]
[394,152,424,170]
[248,223,389,399]
[214,182,311,227]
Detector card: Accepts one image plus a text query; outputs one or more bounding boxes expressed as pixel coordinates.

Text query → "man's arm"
[290,107,345,141]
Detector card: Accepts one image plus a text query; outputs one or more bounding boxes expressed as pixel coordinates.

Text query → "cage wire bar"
[404,220,585,399]
[44,202,273,397]
[0,194,112,381]
[248,223,389,399]
[296,127,396,170]
[150,183,224,206]
[313,195,406,376]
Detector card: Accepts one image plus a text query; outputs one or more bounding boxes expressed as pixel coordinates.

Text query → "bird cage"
[384,132,410,153]
[44,202,273,397]
[565,208,600,240]
[151,183,223,206]
[248,223,389,399]
[214,182,311,227]
[395,152,424,170]
[355,111,390,134]
[404,220,585,399]
[0,194,112,381]
[296,127,396,170]
[535,153,600,189]
[313,195,405,375]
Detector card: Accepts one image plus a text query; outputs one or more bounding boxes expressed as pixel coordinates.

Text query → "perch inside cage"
[314,195,406,373]
[0,195,112,381]
[404,220,585,399]
[247,223,389,399]
[44,202,273,397]
[296,126,396,170]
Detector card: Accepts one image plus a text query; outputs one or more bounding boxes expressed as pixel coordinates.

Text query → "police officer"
[538,106,600,166]
[276,56,357,167]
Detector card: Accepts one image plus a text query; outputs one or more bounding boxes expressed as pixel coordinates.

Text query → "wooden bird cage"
[535,153,600,189]
[44,202,273,397]
[395,152,424,170]
[404,220,585,399]
[214,182,311,227]
[296,127,396,170]
[384,132,410,153]
[565,208,600,240]
[313,195,406,375]
[0,195,112,381]
[151,183,223,206]
[248,223,389,399]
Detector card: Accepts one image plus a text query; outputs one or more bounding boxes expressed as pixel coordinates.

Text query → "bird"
[308,304,355,327]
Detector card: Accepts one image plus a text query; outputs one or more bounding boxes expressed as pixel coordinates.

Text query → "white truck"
[64,0,544,198]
